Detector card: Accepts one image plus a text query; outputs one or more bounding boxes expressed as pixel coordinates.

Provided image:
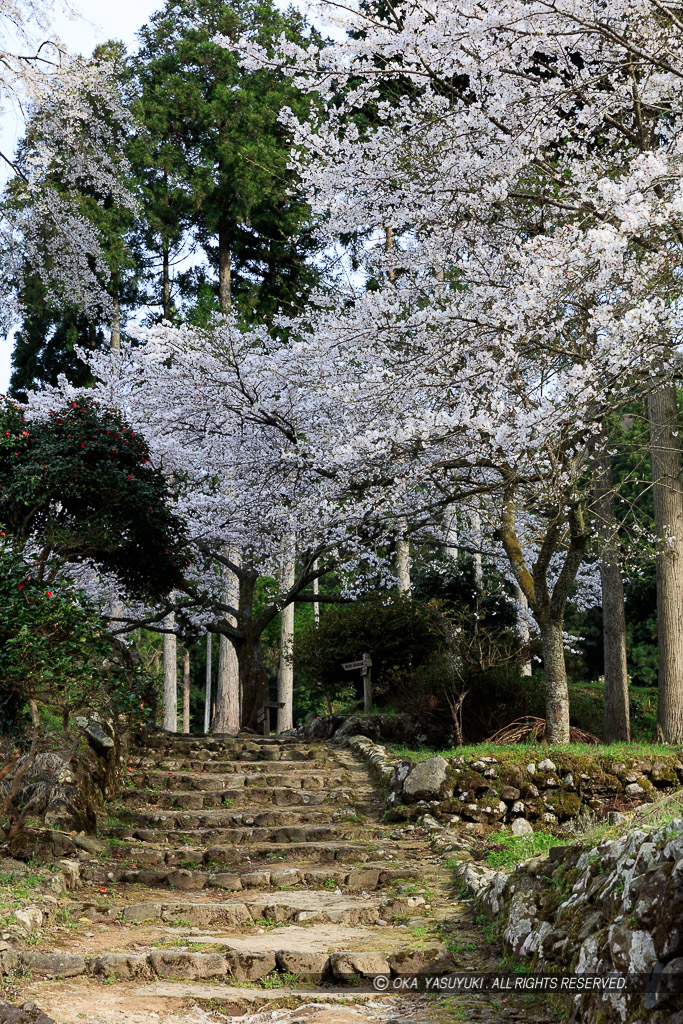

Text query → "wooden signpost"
[258,700,286,737]
[342,652,373,713]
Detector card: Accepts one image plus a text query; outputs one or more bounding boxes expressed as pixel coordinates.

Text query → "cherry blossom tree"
[0,0,136,329]
[230,0,683,741]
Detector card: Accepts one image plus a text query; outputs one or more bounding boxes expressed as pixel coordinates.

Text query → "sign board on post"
[259,701,286,737]
[342,653,373,713]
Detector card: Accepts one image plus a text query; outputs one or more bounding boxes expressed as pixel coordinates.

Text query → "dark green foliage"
[295,594,441,710]
[9,276,103,400]
[0,396,185,598]
[413,556,519,629]
[294,558,535,740]
[624,575,658,687]
[0,543,153,733]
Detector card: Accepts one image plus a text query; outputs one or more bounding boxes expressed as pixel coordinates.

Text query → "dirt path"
[5,735,561,1024]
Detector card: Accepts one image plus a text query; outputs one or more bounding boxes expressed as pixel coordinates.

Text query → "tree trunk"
[539,617,571,744]
[204,633,212,734]
[648,385,683,743]
[218,222,231,313]
[396,521,411,594]
[312,559,320,626]
[514,585,532,677]
[182,648,191,734]
[471,509,483,587]
[213,635,240,734]
[212,552,240,736]
[444,506,458,561]
[162,614,177,732]
[162,239,171,320]
[592,449,630,742]
[277,537,296,733]
[237,636,267,730]
[110,288,121,352]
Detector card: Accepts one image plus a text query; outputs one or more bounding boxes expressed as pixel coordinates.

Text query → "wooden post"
[343,655,373,712]
[362,652,373,713]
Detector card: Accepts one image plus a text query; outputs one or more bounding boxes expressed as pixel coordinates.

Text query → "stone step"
[80,861,423,892]
[103,805,373,831]
[24,979,398,1024]
[105,836,422,864]
[139,738,331,761]
[131,759,363,775]
[17,940,454,983]
[118,786,369,809]
[87,891,390,928]
[125,769,359,791]
[103,823,407,850]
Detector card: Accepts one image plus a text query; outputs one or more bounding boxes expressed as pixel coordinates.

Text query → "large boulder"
[403,756,450,802]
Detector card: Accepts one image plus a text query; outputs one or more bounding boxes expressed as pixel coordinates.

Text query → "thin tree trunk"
[162,613,177,732]
[444,506,458,561]
[110,288,120,352]
[471,510,483,587]
[592,448,630,742]
[539,617,571,744]
[182,648,191,734]
[386,224,410,596]
[218,223,231,313]
[212,551,240,735]
[204,633,212,735]
[162,239,171,320]
[277,537,296,733]
[500,487,586,744]
[514,585,533,677]
[396,521,411,594]
[312,559,320,626]
[648,385,683,743]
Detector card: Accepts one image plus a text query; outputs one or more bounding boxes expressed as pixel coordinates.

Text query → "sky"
[0,0,315,393]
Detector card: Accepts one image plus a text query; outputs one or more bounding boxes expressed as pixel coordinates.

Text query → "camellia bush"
[0,394,186,597]
[0,541,153,735]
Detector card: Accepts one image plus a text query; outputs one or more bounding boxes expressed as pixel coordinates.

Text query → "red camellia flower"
[18,582,25,590]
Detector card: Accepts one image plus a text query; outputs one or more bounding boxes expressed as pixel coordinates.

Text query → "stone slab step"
[105,824,403,850]
[125,770,357,791]
[80,862,423,892]
[118,787,367,809]
[18,943,453,982]
[140,739,331,761]
[131,757,360,770]
[101,836,423,865]
[101,892,386,927]
[104,806,373,831]
[21,976,400,1024]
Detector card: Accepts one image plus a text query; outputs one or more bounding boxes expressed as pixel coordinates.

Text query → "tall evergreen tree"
[131,0,322,326]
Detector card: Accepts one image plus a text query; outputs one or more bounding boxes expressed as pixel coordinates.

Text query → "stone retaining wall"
[383,751,683,825]
[453,818,683,1024]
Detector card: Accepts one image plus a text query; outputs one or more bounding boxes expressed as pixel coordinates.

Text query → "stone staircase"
[15,735,560,1024]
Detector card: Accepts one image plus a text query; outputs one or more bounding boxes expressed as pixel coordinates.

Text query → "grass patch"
[483,831,557,869]
[384,738,677,764]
